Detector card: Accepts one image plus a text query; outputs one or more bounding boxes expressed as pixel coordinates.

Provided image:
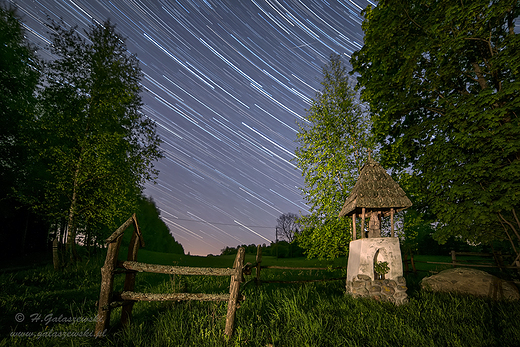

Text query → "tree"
[294,54,373,259]
[275,213,300,242]
[0,6,47,257]
[351,1,520,255]
[32,20,162,262]
[124,196,184,254]
[0,6,40,177]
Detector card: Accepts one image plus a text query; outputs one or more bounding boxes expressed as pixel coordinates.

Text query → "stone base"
[346,274,409,305]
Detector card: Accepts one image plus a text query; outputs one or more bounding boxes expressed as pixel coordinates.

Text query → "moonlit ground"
[12,0,372,255]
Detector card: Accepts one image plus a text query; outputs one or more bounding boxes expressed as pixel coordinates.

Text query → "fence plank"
[262,265,344,271]
[121,217,141,326]
[121,261,235,276]
[118,291,230,302]
[105,214,135,243]
[225,247,245,337]
[425,261,518,268]
[95,235,123,337]
[256,245,262,285]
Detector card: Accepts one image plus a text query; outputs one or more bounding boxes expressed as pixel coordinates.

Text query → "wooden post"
[403,253,409,275]
[352,213,356,240]
[361,208,365,239]
[451,250,457,268]
[53,238,60,270]
[95,235,123,337]
[411,253,417,274]
[255,245,262,285]
[120,215,144,326]
[390,208,395,237]
[224,247,245,337]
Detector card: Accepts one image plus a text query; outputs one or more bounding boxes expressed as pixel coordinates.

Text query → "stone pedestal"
[346,238,408,304]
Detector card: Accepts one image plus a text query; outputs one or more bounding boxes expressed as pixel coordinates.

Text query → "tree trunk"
[66,163,81,263]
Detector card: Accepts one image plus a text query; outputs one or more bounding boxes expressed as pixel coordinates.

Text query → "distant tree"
[275,213,300,243]
[351,0,520,256]
[220,246,237,256]
[294,53,373,259]
[29,20,162,262]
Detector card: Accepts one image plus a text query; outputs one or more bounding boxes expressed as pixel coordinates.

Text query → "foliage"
[374,260,389,275]
[0,6,49,257]
[122,196,184,254]
[275,212,300,242]
[351,0,520,254]
[294,53,373,259]
[0,5,40,180]
[296,217,351,260]
[22,19,163,261]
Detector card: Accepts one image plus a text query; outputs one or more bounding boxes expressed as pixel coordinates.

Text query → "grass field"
[1,248,520,347]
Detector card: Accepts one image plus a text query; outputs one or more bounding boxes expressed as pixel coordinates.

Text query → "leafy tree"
[275,213,301,242]
[351,0,520,256]
[31,20,162,262]
[0,6,40,178]
[294,53,373,259]
[0,6,47,257]
[122,196,184,254]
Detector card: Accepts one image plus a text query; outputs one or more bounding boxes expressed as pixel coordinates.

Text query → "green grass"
[1,250,520,347]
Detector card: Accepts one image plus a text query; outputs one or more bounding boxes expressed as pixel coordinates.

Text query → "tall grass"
[1,251,520,347]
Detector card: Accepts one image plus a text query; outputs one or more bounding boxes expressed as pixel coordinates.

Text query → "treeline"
[220,240,305,258]
[0,6,181,264]
[122,197,184,255]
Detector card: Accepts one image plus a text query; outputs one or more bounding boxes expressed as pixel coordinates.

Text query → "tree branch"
[498,214,518,255]
[498,212,520,245]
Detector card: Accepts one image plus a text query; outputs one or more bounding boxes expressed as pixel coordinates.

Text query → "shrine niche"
[339,152,412,304]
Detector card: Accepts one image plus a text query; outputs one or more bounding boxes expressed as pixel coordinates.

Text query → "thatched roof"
[338,156,412,217]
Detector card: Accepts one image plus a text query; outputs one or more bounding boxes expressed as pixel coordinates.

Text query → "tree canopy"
[122,196,184,254]
[0,16,162,262]
[0,6,46,257]
[38,20,163,259]
[294,54,373,259]
[351,0,520,253]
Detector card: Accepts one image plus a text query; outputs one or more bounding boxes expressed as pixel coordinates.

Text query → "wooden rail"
[252,246,346,285]
[402,250,519,274]
[94,214,245,338]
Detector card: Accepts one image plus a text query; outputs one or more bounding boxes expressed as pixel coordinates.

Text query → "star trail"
[11,0,372,255]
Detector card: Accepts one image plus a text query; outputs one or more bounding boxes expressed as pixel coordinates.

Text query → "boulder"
[421,268,520,300]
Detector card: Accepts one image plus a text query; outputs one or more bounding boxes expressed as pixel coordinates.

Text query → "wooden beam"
[118,291,230,302]
[120,261,235,276]
[225,247,245,337]
[95,235,123,337]
[255,245,262,285]
[361,208,365,238]
[352,213,356,240]
[105,215,135,244]
[390,208,395,237]
[121,224,142,326]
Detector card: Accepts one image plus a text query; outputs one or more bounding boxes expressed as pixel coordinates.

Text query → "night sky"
[11,0,373,255]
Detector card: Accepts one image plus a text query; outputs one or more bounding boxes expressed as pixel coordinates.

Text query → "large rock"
[421,268,520,300]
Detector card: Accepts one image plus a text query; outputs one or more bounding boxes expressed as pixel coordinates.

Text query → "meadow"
[1,248,520,347]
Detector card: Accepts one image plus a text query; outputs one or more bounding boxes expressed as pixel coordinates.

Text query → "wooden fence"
[245,246,346,285]
[402,250,520,275]
[94,214,246,338]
